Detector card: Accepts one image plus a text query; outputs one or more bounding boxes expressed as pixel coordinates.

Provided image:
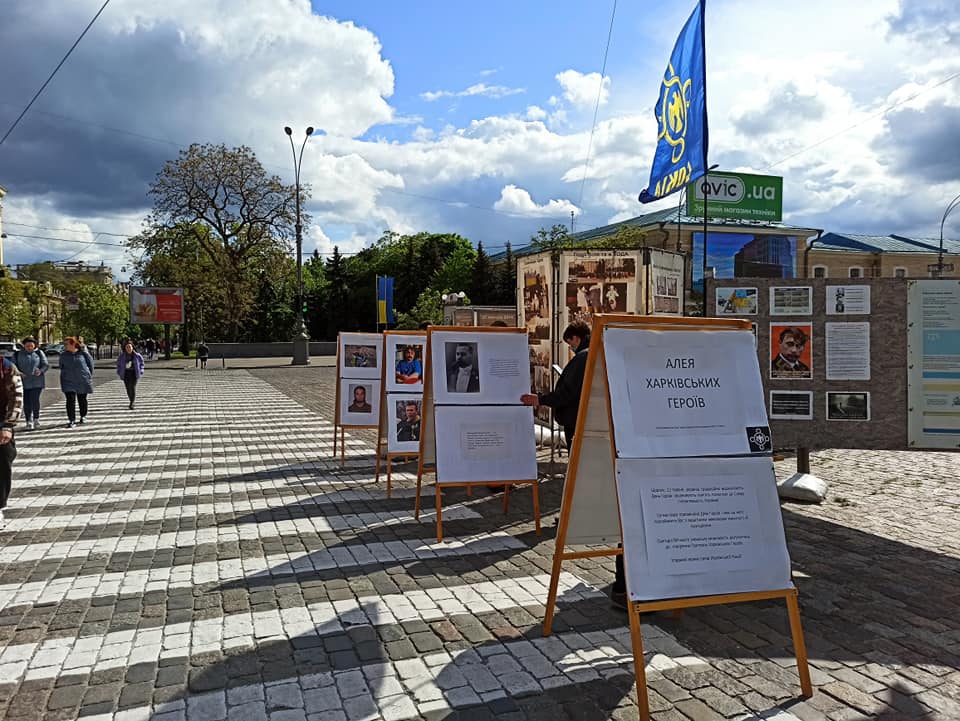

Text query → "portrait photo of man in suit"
[445,342,480,393]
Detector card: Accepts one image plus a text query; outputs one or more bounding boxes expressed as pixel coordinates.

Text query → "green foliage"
[531,224,575,252]
[67,283,128,349]
[141,143,301,341]
[582,224,650,250]
[493,241,516,305]
[395,287,443,330]
[469,241,495,305]
[0,278,31,339]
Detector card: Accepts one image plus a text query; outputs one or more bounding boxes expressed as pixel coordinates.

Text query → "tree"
[531,224,574,253]
[469,241,495,305]
[0,278,30,339]
[494,241,516,305]
[67,283,128,356]
[395,288,443,330]
[144,143,302,340]
[324,246,350,339]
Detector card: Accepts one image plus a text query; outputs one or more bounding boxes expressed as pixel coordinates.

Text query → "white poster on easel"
[430,330,530,405]
[615,455,791,600]
[339,332,382,380]
[604,328,770,458]
[434,405,537,484]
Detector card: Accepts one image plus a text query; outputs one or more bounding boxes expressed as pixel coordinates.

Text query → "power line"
[761,70,960,170]
[0,0,112,149]
[4,221,130,237]
[575,0,618,231]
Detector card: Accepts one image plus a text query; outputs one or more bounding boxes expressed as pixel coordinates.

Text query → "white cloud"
[555,69,610,108]
[420,83,526,102]
[493,185,581,218]
[525,105,547,121]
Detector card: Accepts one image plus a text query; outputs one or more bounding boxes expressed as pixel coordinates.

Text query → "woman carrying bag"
[59,336,94,427]
[116,341,145,410]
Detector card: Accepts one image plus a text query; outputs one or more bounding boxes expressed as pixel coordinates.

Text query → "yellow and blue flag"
[377,276,394,324]
[638,0,708,203]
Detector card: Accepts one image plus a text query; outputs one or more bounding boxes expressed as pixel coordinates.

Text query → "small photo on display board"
[431,331,530,405]
[769,390,813,420]
[339,333,381,379]
[386,335,426,392]
[770,323,813,380]
[339,379,380,426]
[826,392,870,421]
[716,287,758,315]
[387,394,422,453]
[604,283,628,312]
[444,342,480,394]
[770,286,813,315]
[826,285,871,315]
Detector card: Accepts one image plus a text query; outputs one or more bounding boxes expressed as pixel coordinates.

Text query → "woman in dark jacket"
[116,341,145,410]
[59,336,94,427]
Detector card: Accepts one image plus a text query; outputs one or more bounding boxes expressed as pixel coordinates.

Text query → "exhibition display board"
[333,332,382,465]
[907,280,960,449]
[518,247,685,433]
[707,278,912,450]
[541,314,811,721]
[414,326,541,542]
[374,331,427,495]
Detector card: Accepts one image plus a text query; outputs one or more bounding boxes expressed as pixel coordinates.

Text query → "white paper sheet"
[385,334,427,392]
[434,405,537,484]
[339,332,382,380]
[616,456,792,600]
[430,331,530,405]
[339,378,381,427]
[604,328,770,457]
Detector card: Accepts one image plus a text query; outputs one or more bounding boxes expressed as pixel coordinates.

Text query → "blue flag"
[377,276,394,324]
[638,0,708,203]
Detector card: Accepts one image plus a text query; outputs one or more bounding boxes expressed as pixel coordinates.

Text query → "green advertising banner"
[686,171,783,222]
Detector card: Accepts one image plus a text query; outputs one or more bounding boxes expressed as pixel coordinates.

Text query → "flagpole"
[700,0,711,318]
[375,275,379,333]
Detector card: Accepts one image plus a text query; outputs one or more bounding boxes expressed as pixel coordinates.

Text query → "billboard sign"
[686,172,783,222]
[130,287,184,325]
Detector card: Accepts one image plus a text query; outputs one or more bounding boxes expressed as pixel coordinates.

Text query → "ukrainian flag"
[377,276,395,324]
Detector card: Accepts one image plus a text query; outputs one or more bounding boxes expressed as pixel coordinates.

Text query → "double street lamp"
[285,125,313,365]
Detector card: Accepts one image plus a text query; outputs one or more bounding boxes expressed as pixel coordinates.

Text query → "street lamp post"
[937,193,960,278]
[285,126,314,365]
[700,164,719,316]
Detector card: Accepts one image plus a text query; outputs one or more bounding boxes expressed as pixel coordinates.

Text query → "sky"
[0,0,958,279]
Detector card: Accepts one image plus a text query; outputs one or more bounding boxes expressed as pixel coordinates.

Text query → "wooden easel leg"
[340,427,345,467]
[386,457,392,498]
[466,485,472,498]
[542,551,565,637]
[435,483,443,543]
[628,602,650,721]
[786,590,813,697]
[375,445,382,483]
[332,423,338,459]
[531,481,541,535]
[502,484,510,514]
[414,471,422,520]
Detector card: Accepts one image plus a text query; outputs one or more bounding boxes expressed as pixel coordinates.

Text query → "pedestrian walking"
[521,320,628,610]
[0,357,23,528]
[197,341,210,369]
[12,336,48,430]
[145,338,155,360]
[59,336,94,428]
[116,341,144,410]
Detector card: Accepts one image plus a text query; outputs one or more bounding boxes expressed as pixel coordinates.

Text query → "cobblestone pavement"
[0,367,957,720]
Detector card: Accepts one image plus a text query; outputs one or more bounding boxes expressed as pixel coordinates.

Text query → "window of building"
[894,267,907,279]
[812,265,827,278]
[848,267,862,278]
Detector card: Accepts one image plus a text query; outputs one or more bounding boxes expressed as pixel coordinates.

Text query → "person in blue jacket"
[59,336,94,427]
[13,336,48,430]
[116,340,145,410]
